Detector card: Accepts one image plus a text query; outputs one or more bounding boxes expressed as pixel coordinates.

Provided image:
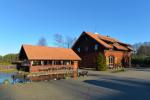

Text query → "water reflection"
[0,72,14,84]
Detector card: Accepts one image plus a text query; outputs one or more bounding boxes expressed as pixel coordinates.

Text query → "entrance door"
[109,56,115,68]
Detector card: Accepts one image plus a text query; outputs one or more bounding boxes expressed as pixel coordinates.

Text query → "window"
[85,37,88,40]
[64,61,71,65]
[109,56,115,68]
[48,61,52,65]
[94,44,98,50]
[32,60,41,66]
[44,61,48,65]
[77,47,80,52]
[55,61,61,65]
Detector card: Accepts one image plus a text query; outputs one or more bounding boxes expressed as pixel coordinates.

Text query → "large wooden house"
[18,45,81,79]
[72,32,133,69]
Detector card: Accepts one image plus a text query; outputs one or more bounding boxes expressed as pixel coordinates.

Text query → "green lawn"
[0,62,13,66]
[0,69,17,73]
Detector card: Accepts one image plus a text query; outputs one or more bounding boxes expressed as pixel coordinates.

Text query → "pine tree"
[97,53,107,71]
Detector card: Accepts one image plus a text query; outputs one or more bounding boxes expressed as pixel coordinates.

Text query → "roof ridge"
[23,44,72,49]
[96,33,119,42]
[84,31,119,42]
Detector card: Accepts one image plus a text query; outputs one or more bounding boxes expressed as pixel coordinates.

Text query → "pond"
[0,72,14,84]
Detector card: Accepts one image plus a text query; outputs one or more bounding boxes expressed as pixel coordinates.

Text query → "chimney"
[95,32,99,34]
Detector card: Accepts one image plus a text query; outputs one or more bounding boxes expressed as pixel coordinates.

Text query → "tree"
[53,33,65,47]
[137,45,150,56]
[0,54,18,66]
[0,55,2,61]
[2,54,18,63]
[132,42,150,54]
[131,42,150,67]
[37,37,47,46]
[97,53,107,71]
[65,36,77,48]
[53,33,76,48]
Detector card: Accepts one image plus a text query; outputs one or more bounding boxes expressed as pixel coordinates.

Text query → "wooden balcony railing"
[31,65,74,72]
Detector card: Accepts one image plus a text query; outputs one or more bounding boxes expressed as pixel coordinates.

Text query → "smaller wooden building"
[18,45,81,79]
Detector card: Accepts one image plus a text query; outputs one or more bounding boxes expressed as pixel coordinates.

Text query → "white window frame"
[94,44,98,50]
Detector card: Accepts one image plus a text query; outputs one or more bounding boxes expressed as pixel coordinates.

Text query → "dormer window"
[95,44,98,50]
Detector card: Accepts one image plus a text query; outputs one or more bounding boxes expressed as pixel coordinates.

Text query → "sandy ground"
[0,68,150,100]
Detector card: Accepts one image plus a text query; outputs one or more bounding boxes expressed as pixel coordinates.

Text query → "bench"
[78,71,88,77]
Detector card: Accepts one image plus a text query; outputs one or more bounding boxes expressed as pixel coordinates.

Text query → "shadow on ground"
[84,78,150,100]
[131,67,150,72]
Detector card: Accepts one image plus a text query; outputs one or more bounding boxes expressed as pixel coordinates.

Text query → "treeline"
[0,54,18,66]
[132,42,150,67]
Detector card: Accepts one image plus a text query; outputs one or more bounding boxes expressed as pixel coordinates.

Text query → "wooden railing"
[30,65,74,73]
[32,65,73,68]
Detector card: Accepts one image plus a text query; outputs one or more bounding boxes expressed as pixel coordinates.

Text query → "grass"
[0,69,18,73]
[0,62,13,66]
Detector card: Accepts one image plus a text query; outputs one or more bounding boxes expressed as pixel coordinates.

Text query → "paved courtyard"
[0,68,150,100]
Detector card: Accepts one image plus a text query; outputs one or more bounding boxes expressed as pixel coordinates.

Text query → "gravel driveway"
[0,68,150,100]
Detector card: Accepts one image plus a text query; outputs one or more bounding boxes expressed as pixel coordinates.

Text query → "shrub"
[131,55,150,67]
[97,53,107,71]
[111,67,126,73]
[144,57,150,65]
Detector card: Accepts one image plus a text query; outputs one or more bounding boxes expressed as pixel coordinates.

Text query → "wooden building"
[72,32,133,69]
[18,45,81,79]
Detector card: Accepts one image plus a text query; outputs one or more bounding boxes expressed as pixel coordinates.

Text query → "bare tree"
[53,33,65,47]
[37,37,47,46]
[65,36,77,48]
[53,33,77,48]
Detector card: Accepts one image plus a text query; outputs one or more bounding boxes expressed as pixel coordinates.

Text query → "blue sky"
[0,0,150,55]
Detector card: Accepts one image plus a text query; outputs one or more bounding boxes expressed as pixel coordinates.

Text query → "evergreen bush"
[97,53,107,71]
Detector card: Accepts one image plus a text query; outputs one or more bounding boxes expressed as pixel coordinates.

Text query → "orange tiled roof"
[85,32,113,48]
[84,32,132,51]
[22,45,81,60]
[113,43,128,51]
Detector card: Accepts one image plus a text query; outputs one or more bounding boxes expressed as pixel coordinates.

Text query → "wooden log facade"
[72,32,133,69]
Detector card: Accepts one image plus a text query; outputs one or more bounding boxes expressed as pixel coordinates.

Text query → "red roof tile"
[85,32,113,48]
[113,43,128,51]
[84,32,132,51]
[22,45,81,60]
